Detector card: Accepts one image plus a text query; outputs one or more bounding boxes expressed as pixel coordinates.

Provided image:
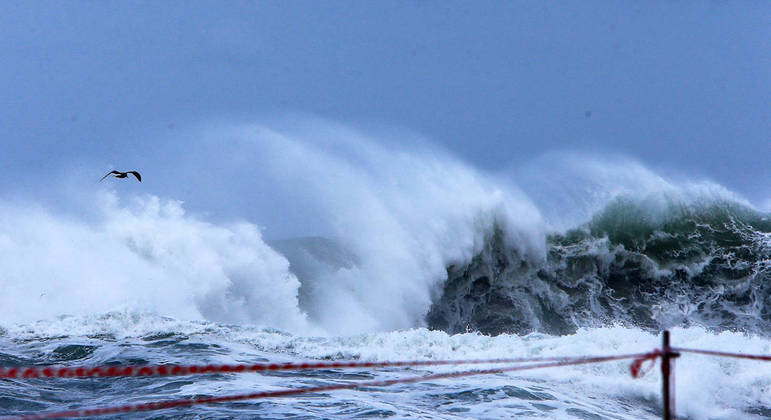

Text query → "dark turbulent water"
[1,198,769,419]
[427,199,771,336]
[0,320,673,419]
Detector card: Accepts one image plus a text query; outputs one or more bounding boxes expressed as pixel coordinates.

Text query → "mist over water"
[1,119,769,419]
[1,1,768,415]
[1,120,546,335]
[1,119,768,338]
[510,152,754,232]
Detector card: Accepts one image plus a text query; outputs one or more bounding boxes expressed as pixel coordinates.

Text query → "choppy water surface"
[1,131,769,418]
[1,315,770,419]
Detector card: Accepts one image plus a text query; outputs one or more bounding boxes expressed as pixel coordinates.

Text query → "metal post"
[661,330,679,420]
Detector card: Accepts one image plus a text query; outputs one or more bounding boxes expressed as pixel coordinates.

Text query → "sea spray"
[154,121,548,334]
[427,195,771,335]
[1,120,769,418]
[0,194,309,332]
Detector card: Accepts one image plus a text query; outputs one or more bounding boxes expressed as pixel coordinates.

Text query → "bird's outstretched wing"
[128,171,142,182]
[99,170,120,182]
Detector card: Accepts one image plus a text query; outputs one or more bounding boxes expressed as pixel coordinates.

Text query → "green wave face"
[427,197,771,336]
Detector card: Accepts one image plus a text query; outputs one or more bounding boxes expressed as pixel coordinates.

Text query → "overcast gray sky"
[1,1,768,223]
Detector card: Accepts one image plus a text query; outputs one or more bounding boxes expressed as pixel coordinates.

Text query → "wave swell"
[427,198,771,335]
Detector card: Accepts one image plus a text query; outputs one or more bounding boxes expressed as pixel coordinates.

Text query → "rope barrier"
[2,352,653,420]
[672,347,771,361]
[0,355,614,379]
[3,333,769,420]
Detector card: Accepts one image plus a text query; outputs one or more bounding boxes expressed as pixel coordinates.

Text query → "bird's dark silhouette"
[100,170,142,182]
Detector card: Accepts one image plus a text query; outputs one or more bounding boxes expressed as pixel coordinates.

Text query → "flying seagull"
[100,170,142,182]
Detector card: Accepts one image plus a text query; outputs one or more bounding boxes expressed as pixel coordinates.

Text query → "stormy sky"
[1,1,768,227]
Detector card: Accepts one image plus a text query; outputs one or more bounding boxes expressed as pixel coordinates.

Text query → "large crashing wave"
[2,119,767,338]
[149,121,548,335]
[427,196,771,335]
[0,120,546,336]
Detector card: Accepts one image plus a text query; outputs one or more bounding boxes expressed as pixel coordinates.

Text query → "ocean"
[0,138,769,419]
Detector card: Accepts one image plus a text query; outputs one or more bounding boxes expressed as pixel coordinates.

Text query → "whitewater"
[0,121,769,419]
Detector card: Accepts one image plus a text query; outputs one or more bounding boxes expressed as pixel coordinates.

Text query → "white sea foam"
[189,324,771,419]
[0,194,309,332]
[0,119,547,336]
[3,313,768,420]
[111,119,548,334]
[2,119,765,338]
[1,119,768,419]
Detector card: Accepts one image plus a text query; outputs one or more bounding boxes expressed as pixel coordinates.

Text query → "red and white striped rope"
[0,355,616,379]
[4,352,655,420]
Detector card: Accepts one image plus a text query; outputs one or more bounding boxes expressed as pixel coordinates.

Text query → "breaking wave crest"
[427,195,771,335]
[1,120,768,339]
